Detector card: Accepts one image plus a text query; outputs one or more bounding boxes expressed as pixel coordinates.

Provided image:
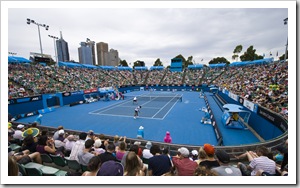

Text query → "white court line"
[120,105,161,109]
[89,94,181,120]
[161,95,183,119]
[89,98,133,114]
[151,95,180,119]
[89,112,163,120]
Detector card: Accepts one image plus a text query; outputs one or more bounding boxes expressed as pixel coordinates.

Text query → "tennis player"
[133,96,138,104]
[134,106,142,119]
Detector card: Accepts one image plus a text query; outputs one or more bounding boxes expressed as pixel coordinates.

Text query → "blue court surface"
[19,91,259,146]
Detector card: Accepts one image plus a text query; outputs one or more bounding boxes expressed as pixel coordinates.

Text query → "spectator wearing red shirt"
[172,147,198,176]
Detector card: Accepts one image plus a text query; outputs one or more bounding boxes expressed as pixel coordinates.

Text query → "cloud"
[7,3,288,67]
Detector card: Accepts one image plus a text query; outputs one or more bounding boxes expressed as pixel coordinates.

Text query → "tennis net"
[126,95,182,102]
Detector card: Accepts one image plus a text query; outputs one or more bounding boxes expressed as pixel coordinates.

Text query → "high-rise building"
[96,42,119,66]
[56,31,70,62]
[108,49,119,67]
[78,42,93,65]
[96,42,108,66]
[86,38,96,65]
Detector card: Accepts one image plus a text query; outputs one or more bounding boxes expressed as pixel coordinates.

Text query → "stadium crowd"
[212,61,288,119]
[8,123,288,176]
[8,61,288,119]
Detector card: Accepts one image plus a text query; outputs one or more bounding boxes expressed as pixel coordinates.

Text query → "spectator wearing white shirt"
[13,124,25,141]
[142,141,153,159]
[69,132,87,161]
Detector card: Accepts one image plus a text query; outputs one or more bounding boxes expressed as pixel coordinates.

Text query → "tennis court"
[18,90,259,146]
[89,92,183,120]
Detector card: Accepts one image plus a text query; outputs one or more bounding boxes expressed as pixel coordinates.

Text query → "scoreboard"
[34,56,51,63]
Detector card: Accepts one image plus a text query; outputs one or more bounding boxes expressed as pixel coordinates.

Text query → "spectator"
[36,135,57,155]
[53,126,64,140]
[9,149,42,165]
[21,128,39,150]
[148,145,172,176]
[275,164,288,176]
[69,132,87,161]
[97,160,124,176]
[113,135,121,148]
[93,139,106,155]
[190,150,198,161]
[56,129,65,142]
[20,134,38,153]
[98,134,109,150]
[194,166,218,176]
[133,141,143,157]
[142,141,153,160]
[164,131,172,143]
[195,147,208,165]
[8,156,20,176]
[86,130,96,141]
[78,139,96,166]
[98,143,117,164]
[64,135,76,157]
[116,141,127,161]
[199,143,220,169]
[13,124,25,141]
[22,127,39,139]
[172,147,198,176]
[280,139,288,173]
[124,151,145,176]
[82,156,102,176]
[8,123,15,138]
[237,146,276,176]
[121,144,139,167]
[273,145,287,165]
[211,150,242,176]
[54,130,66,153]
[29,122,39,129]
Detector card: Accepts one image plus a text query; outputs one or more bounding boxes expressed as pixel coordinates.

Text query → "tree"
[208,57,230,64]
[153,58,163,66]
[240,45,263,61]
[232,45,243,61]
[133,60,145,68]
[186,56,194,67]
[119,59,128,67]
[279,50,288,61]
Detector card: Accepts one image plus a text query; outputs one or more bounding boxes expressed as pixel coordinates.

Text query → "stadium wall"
[218,91,285,140]
[8,95,43,117]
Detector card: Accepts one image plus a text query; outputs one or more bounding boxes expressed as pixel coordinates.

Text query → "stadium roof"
[187,64,204,69]
[230,58,274,67]
[58,61,83,68]
[134,66,148,70]
[150,66,164,70]
[98,66,116,70]
[117,66,132,71]
[8,56,31,63]
[209,63,227,68]
[82,64,98,69]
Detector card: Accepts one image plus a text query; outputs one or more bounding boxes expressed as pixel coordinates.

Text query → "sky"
[5,1,291,68]
[1,1,298,185]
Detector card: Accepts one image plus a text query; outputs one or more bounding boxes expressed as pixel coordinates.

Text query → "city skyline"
[5,2,293,68]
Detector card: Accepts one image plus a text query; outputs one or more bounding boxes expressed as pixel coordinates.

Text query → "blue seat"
[65,158,81,172]
[40,154,53,164]
[50,154,66,167]
[25,167,43,176]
